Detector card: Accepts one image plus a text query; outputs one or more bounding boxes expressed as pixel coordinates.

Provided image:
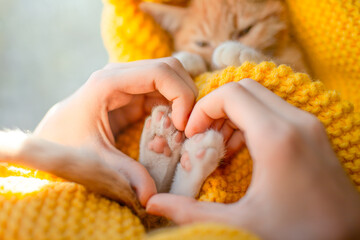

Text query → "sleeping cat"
[139,0,309,197]
[141,0,309,76]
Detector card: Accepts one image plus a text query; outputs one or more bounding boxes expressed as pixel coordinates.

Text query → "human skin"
[7,57,239,217]
[14,57,360,238]
[33,57,198,208]
[146,79,360,240]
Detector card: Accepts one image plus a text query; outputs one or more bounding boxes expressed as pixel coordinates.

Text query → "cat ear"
[140,2,186,34]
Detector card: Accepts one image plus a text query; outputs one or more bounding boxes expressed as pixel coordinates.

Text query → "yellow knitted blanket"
[0,0,358,239]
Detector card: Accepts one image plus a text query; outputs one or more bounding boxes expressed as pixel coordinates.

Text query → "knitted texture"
[0,164,145,240]
[287,0,360,109]
[145,223,259,240]
[0,1,358,240]
[101,0,172,62]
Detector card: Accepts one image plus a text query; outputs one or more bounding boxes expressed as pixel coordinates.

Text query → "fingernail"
[146,202,157,214]
[145,203,152,212]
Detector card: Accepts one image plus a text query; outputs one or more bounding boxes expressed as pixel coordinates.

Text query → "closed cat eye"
[233,25,253,39]
[195,41,210,48]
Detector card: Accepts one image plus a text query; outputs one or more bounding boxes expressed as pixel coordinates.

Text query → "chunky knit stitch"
[145,223,259,240]
[0,0,359,239]
[101,0,172,62]
[0,165,145,240]
[287,0,360,109]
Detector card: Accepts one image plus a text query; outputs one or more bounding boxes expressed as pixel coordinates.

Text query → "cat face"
[141,0,288,66]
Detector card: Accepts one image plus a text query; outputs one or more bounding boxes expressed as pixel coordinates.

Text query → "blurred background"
[0,0,108,130]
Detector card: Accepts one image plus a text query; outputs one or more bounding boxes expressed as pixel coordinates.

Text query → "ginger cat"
[141,0,309,76]
[139,0,309,198]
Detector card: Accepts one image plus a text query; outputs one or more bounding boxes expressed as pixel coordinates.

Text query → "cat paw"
[170,130,225,197]
[139,105,184,192]
[212,41,266,69]
[173,51,207,77]
[181,130,225,176]
[144,106,183,158]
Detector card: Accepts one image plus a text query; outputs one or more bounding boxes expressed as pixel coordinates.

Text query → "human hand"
[146,79,360,239]
[0,130,145,216]
[33,57,197,207]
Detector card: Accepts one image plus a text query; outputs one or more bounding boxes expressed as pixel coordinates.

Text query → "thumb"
[103,147,157,206]
[146,194,234,225]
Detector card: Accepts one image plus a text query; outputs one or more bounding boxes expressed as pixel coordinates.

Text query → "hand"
[33,57,197,207]
[146,79,360,239]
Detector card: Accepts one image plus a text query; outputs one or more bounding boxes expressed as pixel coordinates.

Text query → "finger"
[146,194,233,225]
[220,120,236,142]
[144,93,169,113]
[104,147,157,206]
[185,82,279,139]
[161,57,198,97]
[210,119,225,131]
[238,78,307,122]
[103,57,198,97]
[239,79,328,146]
[125,160,157,207]
[109,93,168,135]
[225,130,245,157]
[97,63,196,131]
[0,132,144,213]
[108,95,146,135]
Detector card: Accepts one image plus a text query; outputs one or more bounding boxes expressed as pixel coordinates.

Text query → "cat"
[139,0,309,197]
[141,0,309,77]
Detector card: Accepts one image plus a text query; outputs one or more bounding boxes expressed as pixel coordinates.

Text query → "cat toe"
[195,148,206,159]
[145,117,152,129]
[212,41,242,69]
[163,116,171,128]
[180,152,191,171]
[173,51,207,77]
[142,105,183,157]
[212,41,264,69]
